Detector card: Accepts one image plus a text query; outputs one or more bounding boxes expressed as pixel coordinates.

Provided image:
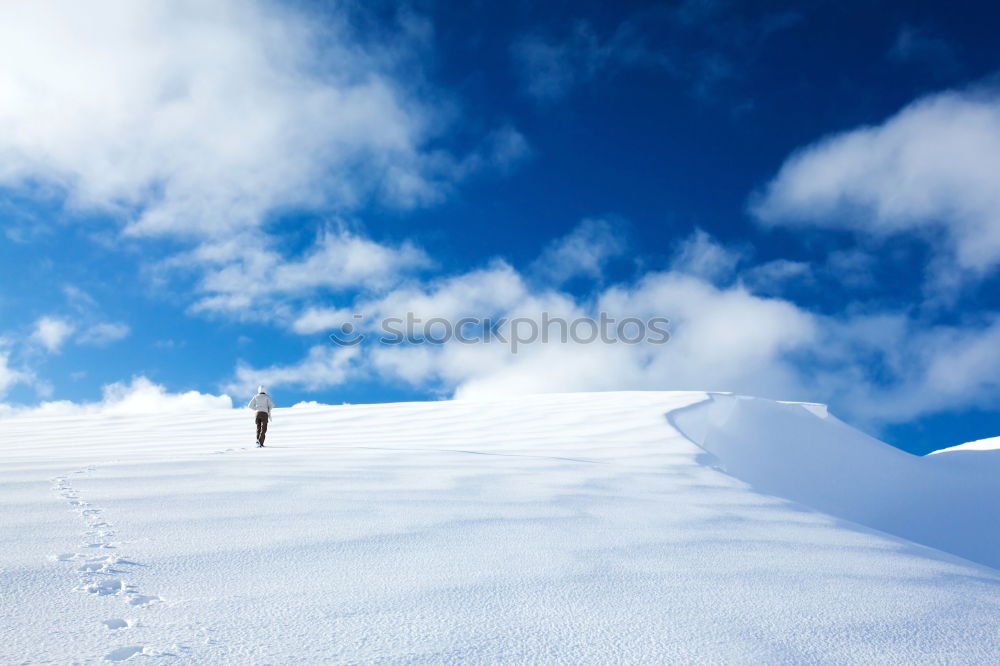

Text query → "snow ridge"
[670,392,1000,569]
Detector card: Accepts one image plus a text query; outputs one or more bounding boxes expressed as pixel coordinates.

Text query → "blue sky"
[1,0,1000,454]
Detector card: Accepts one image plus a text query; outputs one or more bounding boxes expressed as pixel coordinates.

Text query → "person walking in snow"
[248,386,274,448]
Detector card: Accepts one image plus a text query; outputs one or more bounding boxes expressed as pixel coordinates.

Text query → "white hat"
[258,385,266,394]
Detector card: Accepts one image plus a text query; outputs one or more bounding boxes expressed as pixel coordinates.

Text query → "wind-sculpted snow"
[931,434,1000,454]
[1,392,998,663]
[670,393,1000,569]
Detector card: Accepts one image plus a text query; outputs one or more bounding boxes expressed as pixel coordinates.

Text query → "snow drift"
[1,391,998,664]
[671,393,1000,569]
[932,434,1000,454]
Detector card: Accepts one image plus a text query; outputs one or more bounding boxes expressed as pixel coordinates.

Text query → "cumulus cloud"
[98,377,232,413]
[364,261,536,327]
[234,220,1000,429]
[0,0,515,239]
[228,345,362,394]
[288,259,533,336]
[445,270,817,401]
[175,226,432,318]
[751,88,1000,286]
[388,267,1000,428]
[0,376,231,418]
[31,317,75,353]
[809,313,1000,424]
[266,243,819,405]
[0,0,533,352]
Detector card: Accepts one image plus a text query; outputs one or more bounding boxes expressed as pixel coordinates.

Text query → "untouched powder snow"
[1,391,999,664]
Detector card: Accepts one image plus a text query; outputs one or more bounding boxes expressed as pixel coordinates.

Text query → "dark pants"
[255,411,269,445]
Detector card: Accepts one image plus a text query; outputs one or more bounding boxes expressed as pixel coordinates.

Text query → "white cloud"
[363,261,535,327]
[29,313,129,351]
[247,225,1000,429]
[402,266,1000,428]
[0,1,531,334]
[809,313,1000,424]
[98,377,232,414]
[78,322,131,346]
[173,226,431,319]
[0,350,32,398]
[292,307,359,336]
[752,88,1000,284]
[276,253,819,405]
[62,285,98,310]
[288,259,535,336]
[669,228,743,282]
[229,345,361,394]
[267,230,430,293]
[0,376,231,418]
[0,1,512,239]
[31,317,75,353]
[365,267,818,402]
[0,0,535,342]
[532,218,627,284]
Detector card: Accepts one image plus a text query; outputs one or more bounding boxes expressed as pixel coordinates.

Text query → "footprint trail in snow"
[50,469,170,661]
[51,471,162,608]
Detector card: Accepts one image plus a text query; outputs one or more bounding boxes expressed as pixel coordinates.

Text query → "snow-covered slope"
[2,391,999,664]
[931,434,1000,454]
[671,393,1000,569]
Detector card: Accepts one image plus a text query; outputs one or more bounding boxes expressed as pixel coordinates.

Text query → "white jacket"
[248,392,274,416]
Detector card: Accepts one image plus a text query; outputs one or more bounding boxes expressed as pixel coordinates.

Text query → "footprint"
[78,556,119,573]
[102,618,131,630]
[53,470,165,620]
[79,562,109,572]
[80,578,123,596]
[103,645,144,661]
[127,594,161,607]
[51,553,81,562]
